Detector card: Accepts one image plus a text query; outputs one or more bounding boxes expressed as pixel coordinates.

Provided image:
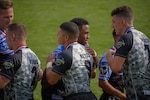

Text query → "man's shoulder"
[22,47,37,56]
[0,29,5,39]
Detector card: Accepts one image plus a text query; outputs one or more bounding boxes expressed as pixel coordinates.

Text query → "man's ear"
[65,34,69,41]
[121,18,126,25]
[12,33,16,41]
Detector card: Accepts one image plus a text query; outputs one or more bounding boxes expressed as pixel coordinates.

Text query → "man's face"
[78,25,90,45]
[57,28,66,45]
[0,8,14,30]
[6,30,13,50]
[112,15,123,35]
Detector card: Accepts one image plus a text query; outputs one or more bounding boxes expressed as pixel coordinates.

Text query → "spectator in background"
[106,5,150,100]
[98,30,126,100]
[0,0,14,99]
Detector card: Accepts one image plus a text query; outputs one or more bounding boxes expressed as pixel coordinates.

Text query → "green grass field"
[13,0,150,99]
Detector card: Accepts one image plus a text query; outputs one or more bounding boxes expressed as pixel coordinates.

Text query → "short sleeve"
[0,55,21,79]
[115,32,133,58]
[98,54,112,80]
[52,49,72,75]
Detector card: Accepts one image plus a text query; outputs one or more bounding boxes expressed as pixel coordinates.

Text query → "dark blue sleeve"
[115,32,133,58]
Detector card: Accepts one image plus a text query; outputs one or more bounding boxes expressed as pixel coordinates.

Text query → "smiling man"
[106,5,150,100]
[46,22,97,100]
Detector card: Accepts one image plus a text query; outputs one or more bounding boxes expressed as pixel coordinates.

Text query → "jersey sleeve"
[0,54,21,80]
[52,49,72,75]
[115,33,133,58]
[98,54,112,81]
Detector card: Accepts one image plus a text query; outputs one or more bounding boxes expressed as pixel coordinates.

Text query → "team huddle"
[0,0,150,100]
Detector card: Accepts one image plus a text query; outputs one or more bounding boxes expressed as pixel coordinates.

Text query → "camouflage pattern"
[53,43,94,97]
[123,29,150,100]
[2,48,40,100]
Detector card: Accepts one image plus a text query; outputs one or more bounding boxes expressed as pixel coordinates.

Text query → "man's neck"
[121,24,133,35]
[14,42,27,52]
[64,41,78,49]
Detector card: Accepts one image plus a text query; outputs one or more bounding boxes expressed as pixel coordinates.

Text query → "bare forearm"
[106,51,113,67]
[91,67,96,78]
[46,67,55,85]
[99,80,126,99]
[106,50,125,73]
[93,56,98,67]
[46,65,61,85]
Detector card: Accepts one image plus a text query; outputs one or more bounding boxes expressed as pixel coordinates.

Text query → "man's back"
[120,29,150,99]
[1,47,40,100]
[52,43,94,96]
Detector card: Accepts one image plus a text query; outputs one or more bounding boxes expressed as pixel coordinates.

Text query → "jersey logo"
[55,57,65,66]
[100,66,107,75]
[3,59,14,69]
[117,39,125,49]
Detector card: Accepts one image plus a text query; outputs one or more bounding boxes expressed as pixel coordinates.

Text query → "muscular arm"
[45,54,62,85]
[37,68,43,81]
[85,46,98,67]
[85,46,98,78]
[99,80,126,100]
[91,66,96,78]
[46,52,65,85]
[107,33,133,73]
[46,67,61,85]
[106,49,125,73]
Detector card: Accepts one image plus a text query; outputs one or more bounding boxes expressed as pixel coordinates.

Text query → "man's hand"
[38,68,43,81]
[85,46,97,57]
[106,49,116,64]
[46,53,56,63]
[85,46,98,78]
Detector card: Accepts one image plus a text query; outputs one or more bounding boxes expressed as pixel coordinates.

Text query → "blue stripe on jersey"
[0,30,14,55]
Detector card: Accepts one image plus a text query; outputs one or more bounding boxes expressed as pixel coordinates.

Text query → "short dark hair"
[0,0,13,9]
[60,22,79,39]
[70,18,89,29]
[7,23,27,41]
[111,6,134,24]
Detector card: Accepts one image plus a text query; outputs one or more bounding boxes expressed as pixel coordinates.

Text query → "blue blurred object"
[51,45,65,56]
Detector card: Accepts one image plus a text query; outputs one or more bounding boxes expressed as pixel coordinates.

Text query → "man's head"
[6,23,27,50]
[111,6,134,35]
[57,22,79,47]
[0,0,14,30]
[70,18,90,45]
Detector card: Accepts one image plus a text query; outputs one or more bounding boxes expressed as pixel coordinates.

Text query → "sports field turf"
[13,0,150,99]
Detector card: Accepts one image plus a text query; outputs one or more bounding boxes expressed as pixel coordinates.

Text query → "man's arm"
[99,80,126,100]
[106,49,125,73]
[85,46,98,78]
[46,54,62,85]
[85,46,98,67]
[91,66,96,78]
[46,67,61,85]
[37,68,43,81]
[0,75,10,89]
